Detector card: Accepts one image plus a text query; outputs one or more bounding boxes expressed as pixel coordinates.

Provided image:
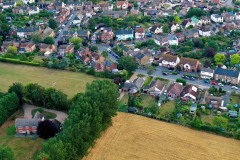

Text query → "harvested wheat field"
[84,112,240,160]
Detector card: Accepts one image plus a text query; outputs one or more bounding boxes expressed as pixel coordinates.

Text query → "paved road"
[98,44,118,63]
[54,11,78,47]
[23,104,68,123]
[136,66,240,93]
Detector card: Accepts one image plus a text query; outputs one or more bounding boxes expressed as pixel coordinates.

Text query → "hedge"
[176,78,187,85]
[0,57,40,66]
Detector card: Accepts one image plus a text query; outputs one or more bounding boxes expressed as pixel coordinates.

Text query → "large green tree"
[48,18,58,30]
[0,146,14,160]
[44,37,54,44]
[214,53,226,65]
[230,54,240,66]
[117,56,138,73]
[44,88,68,110]
[24,83,46,106]
[8,83,24,105]
[213,116,228,129]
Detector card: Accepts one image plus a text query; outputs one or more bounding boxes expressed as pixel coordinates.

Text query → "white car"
[107,47,111,52]
[231,86,238,90]
[218,83,224,87]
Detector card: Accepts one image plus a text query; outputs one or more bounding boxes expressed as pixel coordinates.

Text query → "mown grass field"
[0,63,99,97]
[84,112,240,160]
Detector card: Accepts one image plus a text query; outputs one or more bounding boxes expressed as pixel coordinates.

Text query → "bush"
[176,78,187,85]
[0,57,40,66]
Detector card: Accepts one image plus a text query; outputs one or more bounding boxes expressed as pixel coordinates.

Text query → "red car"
[211,81,217,85]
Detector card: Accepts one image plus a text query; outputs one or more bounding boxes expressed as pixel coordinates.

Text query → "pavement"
[54,11,78,47]
[136,66,240,93]
[23,104,68,123]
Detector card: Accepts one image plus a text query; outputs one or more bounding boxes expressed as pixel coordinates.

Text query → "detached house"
[135,28,145,39]
[143,80,165,96]
[211,14,223,23]
[184,29,199,39]
[149,25,163,34]
[115,30,134,41]
[178,57,200,72]
[104,61,117,72]
[154,35,168,46]
[116,0,129,9]
[58,44,74,56]
[199,26,211,37]
[122,77,145,93]
[222,12,235,22]
[214,68,240,84]
[19,42,36,54]
[200,68,214,79]
[167,83,184,99]
[17,27,38,38]
[159,54,180,68]
[181,19,195,29]
[39,43,55,53]
[134,53,150,65]
[15,118,38,135]
[181,85,198,102]
[169,23,180,33]
[167,34,178,46]
[100,28,114,43]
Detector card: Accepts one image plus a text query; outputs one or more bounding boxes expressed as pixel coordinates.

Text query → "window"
[25,126,29,129]
[18,126,23,129]
[32,126,37,129]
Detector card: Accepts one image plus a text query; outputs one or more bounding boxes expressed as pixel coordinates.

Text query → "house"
[143,80,165,96]
[19,42,36,53]
[101,11,128,18]
[115,30,134,41]
[181,85,198,102]
[1,41,20,53]
[98,2,113,11]
[134,53,150,65]
[135,28,145,39]
[153,35,169,46]
[33,111,44,121]
[167,34,178,46]
[40,27,55,39]
[104,61,117,72]
[178,57,200,72]
[58,44,74,56]
[100,28,114,43]
[131,7,139,15]
[200,68,214,79]
[191,17,202,26]
[201,16,211,25]
[72,15,82,25]
[17,27,38,38]
[181,19,195,29]
[167,83,184,99]
[222,12,235,22]
[122,77,145,93]
[214,68,240,84]
[2,2,15,9]
[235,12,240,21]
[184,29,199,39]
[159,54,180,68]
[149,25,163,34]
[199,26,211,37]
[116,0,129,10]
[15,118,38,135]
[176,32,185,42]
[28,6,39,15]
[169,23,180,33]
[22,0,35,4]
[39,43,55,53]
[211,14,223,23]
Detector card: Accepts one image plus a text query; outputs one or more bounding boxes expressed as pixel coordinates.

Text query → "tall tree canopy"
[0,146,15,160]
[117,56,138,73]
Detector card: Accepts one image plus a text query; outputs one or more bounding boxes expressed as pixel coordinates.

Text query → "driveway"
[23,104,68,123]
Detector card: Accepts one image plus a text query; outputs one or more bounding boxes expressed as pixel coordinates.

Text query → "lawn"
[31,108,57,119]
[230,95,240,105]
[201,115,214,125]
[0,63,100,97]
[159,101,175,117]
[0,111,43,160]
[84,112,240,160]
[141,95,156,108]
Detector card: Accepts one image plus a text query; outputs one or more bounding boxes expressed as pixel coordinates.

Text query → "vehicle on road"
[231,86,239,90]
[162,72,168,76]
[218,83,224,87]
[190,77,195,81]
[204,79,210,84]
[211,81,217,85]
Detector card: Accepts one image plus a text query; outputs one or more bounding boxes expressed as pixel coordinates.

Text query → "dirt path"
[22,104,68,123]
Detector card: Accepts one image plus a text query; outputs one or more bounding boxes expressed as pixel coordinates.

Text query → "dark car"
[190,77,195,81]
[168,67,174,71]
[204,79,210,84]
[162,72,168,75]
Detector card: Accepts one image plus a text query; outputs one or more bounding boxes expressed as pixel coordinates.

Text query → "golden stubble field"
[84,112,240,160]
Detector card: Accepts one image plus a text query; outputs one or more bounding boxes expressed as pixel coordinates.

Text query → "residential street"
[136,66,240,94]
[225,0,234,7]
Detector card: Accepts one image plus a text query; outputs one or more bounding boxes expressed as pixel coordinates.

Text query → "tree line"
[36,80,118,160]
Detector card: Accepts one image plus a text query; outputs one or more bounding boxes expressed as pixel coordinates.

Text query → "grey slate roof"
[115,30,133,35]
[201,67,214,73]
[214,68,239,78]
[135,53,145,60]
[15,118,39,127]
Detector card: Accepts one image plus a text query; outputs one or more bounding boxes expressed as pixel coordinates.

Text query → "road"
[54,11,78,47]
[225,0,234,7]
[98,44,118,63]
[136,66,240,93]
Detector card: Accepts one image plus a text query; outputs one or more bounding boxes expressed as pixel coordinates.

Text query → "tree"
[69,37,82,45]
[214,53,226,65]
[162,23,170,33]
[48,19,58,30]
[8,83,24,106]
[101,51,108,58]
[174,16,181,24]
[36,152,49,160]
[16,0,23,6]
[205,47,216,57]
[117,56,138,73]
[44,88,68,110]
[90,45,98,52]
[0,146,14,160]
[88,18,96,31]
[37,120,59,139]
[186,8,205,18]
[24,83,46,106]
[213,116,228,129]
[7,46,17,55]
[44,37,54,44]
[230,53,240,66]
[203,59,211,68]
[31,33,41,44]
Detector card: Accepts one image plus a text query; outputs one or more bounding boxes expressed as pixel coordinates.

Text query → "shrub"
[176,78,187,85]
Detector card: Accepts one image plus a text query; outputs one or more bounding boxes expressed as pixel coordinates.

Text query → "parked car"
[204,79,210,84]
[218,83,224,87]
[190,77,195,81]
[162,72,168,76]
[211,81,217,85]
[231,86,239,90]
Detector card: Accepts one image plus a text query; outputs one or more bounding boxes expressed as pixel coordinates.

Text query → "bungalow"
[211,14,223,23]
[159,54,180,68]
[178,57,200,72]
[149,25,163,34]
[181,85,198,102]
[19,42,36,54]
[143,80,165,96]
[167,82,184,99]
[39,43,55,53]
[116,0,129,10]
[199,26,211,37]
[58,44,74,56]
[134,53,150,65]
[135,28,145,39]
[122,77,145,93]
[214,68,240,84]
[181,19,195,29]
[115,30,134,41]
[15,118,38,135]
[200,68,214,79]
[167,34,178,46]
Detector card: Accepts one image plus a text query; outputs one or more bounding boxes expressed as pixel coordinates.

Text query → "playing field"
[0,63,99,97]
[84,112,240,160]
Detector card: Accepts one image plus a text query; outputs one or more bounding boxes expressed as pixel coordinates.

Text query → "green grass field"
[0,63,100,97]
[159,101,175,117]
